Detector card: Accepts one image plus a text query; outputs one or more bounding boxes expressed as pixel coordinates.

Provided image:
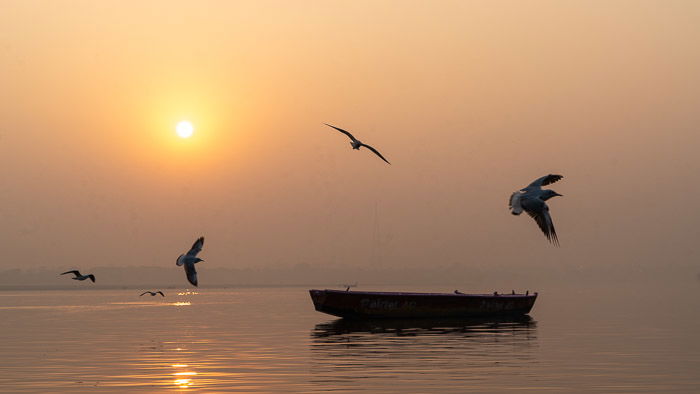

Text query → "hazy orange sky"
[2,1,699,281]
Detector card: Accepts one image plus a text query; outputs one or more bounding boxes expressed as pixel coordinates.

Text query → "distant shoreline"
[0,283,318,292]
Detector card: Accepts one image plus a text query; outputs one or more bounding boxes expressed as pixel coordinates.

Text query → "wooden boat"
[309,289,537,319]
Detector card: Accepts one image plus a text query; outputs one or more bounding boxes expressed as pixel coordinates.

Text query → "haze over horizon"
[2,1,700,287]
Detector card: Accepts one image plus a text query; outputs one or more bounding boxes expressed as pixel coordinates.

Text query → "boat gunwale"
[313,289,537,298]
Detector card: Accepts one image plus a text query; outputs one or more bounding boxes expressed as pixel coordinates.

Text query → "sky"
[1,1,699,285]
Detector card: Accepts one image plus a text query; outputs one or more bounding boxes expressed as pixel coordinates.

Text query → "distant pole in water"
[371,200,378,266]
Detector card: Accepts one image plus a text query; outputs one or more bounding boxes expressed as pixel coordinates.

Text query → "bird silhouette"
[325,123,390,164]
[176,236,205,286]
[140,291,165,297]
[61,270,95,283]
[509,174,564,245]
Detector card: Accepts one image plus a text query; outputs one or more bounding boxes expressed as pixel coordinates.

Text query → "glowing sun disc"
[176,121,194,138]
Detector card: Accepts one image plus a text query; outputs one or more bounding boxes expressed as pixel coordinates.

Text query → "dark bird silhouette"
[339,282,358,291]
[324,123,390,164]
[176,236,205,286]
[61,270,95,283]
[454,290,465,295]
[509,174,564,246]
[140,291,165,297]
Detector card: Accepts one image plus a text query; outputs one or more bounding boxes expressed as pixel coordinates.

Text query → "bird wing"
[157,291,165,297]
[360,143,390,164]
[324,123,357,141]
[527,174,563,188]
[186,237,204,257]
[87,274,95,282]
[184,262,198,287]
[521,197,559,246]
[140,292,149,296]
[61,270,81,276]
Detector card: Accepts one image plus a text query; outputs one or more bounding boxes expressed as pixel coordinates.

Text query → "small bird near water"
[140,291,165,297]
[340,283,358,291]
[324,123,390,164]
[509,174,564,246]
[61,270,95,282]
[176,236,205,287]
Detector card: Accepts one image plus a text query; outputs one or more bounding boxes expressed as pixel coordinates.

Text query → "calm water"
[1,283,698,392]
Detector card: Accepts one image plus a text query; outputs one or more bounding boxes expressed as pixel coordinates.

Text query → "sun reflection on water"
[171,363,197,389]
[174,378,193,388]
[172,302,191,306]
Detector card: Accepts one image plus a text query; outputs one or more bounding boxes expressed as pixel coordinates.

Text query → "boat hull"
[309,289,537,319]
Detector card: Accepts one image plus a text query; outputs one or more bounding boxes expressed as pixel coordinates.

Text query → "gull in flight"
[509,174,564,246]
[140,291,165,297]
[176,236,205,287]
[324,123,390,164]
[61,270,95,283]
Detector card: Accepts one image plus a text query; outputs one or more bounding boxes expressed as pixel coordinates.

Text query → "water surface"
[1,284,698,392]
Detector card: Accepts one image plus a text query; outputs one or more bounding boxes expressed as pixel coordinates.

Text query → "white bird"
[140,291,165,297]
[509,174,564,246]
[324,123,390,164]
[176,236,205,287]
[61,270,95,283]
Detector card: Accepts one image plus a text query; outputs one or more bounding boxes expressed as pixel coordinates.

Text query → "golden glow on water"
[177,291,199,296]
[174,378,192,388]
[4,287,696,391]
[172,302,191,306]
[172,363,197,389]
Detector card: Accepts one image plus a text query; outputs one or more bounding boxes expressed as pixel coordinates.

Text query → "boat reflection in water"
[313,315,536,338]
[313,315,537,338]
[310,316,538,390]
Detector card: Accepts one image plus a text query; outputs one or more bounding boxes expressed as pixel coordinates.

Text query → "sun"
[176,121,194,138]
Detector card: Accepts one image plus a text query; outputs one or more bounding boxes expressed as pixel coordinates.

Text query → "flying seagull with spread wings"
[61,270,96,283]
[140,291,165,297]
[324,123,390,164]
[176,236,205,287]
[509,174,564,246]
